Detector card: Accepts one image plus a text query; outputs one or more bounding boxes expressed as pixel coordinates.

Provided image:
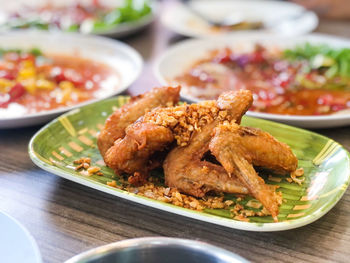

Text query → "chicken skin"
[209,123,298,221]
[163,90,253,197]
[104,122,174,185]
[97,86,180,157]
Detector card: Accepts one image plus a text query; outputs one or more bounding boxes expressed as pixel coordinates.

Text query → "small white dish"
[0,30,142,129]
[0,211,42,263]
[161,0,318,38]
[155,32,350,128]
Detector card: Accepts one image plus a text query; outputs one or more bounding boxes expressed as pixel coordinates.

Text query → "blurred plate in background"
[0,211,42,263]
[0,0,156,38]
[0,31,142,128]
[155,33,350,128]
[161,0,318,38]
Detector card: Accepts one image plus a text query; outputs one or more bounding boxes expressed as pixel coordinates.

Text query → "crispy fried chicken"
[209,123,298,221]
[163,90,253,197]
[97,86,180,157]
[104,90,253,185]
[99,86,300,220]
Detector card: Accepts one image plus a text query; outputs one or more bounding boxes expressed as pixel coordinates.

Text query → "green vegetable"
[0,48,21,56]
[103,9,122,25]
[26,20,50,30]
[66,24,79,32]
[284,43,350,78]
[0,47,43,57]
[92,0,152,33]
[118,0,151,22]
[325,64,339,78]
[3,18,50,30]
[29,48,43,57]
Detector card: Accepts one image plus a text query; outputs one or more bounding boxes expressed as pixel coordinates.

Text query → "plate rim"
[154,32,350,127]
[0,211,42,263]
[28,96,350,232]
[0,30,143,128]
[160,0,319,38]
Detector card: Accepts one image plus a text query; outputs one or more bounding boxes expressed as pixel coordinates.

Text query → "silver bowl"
[65,237,248,263]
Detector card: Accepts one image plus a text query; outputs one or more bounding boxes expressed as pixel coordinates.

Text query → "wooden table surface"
[1,4,350,263]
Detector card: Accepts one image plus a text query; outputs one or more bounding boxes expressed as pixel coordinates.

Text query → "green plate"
[29,96,350,232]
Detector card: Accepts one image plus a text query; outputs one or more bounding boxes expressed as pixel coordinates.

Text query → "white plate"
[155,33,350,128]
[161,0,318,38]
[0,0,156,38]
[0,211,42,263]
[0,30,142,129]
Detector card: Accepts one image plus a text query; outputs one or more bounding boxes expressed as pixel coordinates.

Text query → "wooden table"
[1,5,350,263]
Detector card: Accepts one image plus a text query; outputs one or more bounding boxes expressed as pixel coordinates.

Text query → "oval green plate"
[29,96,350,232]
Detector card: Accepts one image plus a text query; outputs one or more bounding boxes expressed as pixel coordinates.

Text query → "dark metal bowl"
[65,237,248,263]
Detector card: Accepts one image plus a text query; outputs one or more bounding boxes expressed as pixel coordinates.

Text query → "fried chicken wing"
[163,90,253,197]
[104,122,174,185]
[97,86,180,157]
[98,85,302,222]
[209,123,298,221]
[163,124,249,197]
[210,124,298,174]
[234,126,298,174]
